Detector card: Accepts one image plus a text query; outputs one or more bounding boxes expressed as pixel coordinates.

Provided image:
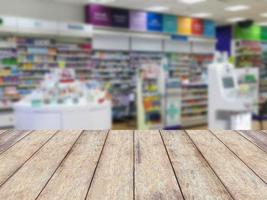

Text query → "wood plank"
[0,131,57,186]
[239,131,267,153]
[0,130,31,154]
[161,130,233,200]
[0,130,7,136]
[187,130,267,200]
[86,130,133,200]
[0,130,82,200]
[37,130,108,200]
[212,130,267,184]
[134,130,184,200]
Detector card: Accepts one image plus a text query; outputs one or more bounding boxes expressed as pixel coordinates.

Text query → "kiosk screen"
[223,77,234,89]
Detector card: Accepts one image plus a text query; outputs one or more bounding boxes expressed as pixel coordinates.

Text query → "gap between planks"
[186,130,267,200]
[210,130,267,184]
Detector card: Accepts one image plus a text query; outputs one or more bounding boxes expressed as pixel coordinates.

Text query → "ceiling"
[53,0,267,25]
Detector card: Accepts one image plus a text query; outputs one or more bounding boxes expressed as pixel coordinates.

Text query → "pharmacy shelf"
[92,50,134,120]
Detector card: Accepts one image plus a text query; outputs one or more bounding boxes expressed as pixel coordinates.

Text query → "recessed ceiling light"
[225,5,250,12]
[191,13,212,18]
[178,0,206,5]
[147,6,170,12]
[260,13,267,18]
[227,17,246,23]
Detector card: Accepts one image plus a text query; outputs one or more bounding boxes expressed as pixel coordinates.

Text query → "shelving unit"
[166,53,191,82]
[233,40,264,114]
[17,38,56,96]
[91,50,135,120]
[234,40,262,68]
[260,42,267,99]
[0,37,19,127]
[56,42,92,81]
[181,84,208,127]
[166,51,212,127]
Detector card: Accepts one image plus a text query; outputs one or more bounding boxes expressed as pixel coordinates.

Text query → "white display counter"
[13,100,112,130]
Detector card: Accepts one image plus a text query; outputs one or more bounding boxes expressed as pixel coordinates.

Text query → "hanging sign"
[191,19,203,35]
[163,15,177,34]
[261,26,267,41]
[178,17,192,35]
[204,20,215,37]
[130,11,147,31]
[111,8,129,28]
[147,12,163,32]
[86,4,112,26]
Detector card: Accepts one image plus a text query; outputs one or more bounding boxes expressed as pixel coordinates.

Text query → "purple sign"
[86,4,111,26]
[130,11,147,31]
[111,8,129,28]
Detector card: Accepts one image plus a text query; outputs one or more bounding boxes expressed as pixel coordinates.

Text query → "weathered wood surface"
[187,130,267,200]
[161,130,233,200]
[0,130,266,200]
[239,130,267,153]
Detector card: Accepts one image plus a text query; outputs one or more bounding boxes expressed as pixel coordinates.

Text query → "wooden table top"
[0,130,267,200]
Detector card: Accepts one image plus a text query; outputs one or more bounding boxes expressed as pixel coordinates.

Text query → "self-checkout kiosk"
[208,52,254,130]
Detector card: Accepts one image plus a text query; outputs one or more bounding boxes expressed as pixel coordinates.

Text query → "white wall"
[0,0,84,22]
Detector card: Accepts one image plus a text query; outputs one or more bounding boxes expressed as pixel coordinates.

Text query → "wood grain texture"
[37,131,108,200]
[0,130,31,154]
[0,131,56,186]
[0,130,82,200]
[239,131,267,153]
[0,130,7,136]
[161,130,233,200]
[187,130,267,200]
[212,130,267,183]
[86,130,134,200]
[134,130,183,200]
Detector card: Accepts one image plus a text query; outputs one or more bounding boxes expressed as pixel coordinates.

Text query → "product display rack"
[234,40,262,68]
[132,51,164,124]
[260,42,267,99]
[0,36,92,128]
[166,51,211,127]
[56,42,92,81]
[166,53,191,82]
[17,38,57,96]
[0,37,19,127]
[181,83,208,127]
[136,54,164,129]
[233,40,266,106]
[91,50,135,120]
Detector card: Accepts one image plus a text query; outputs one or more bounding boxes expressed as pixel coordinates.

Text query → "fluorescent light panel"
[227,17,246,23]
[261,13,267,17]
[225,5,250,12]
[191,13,212,18]
[179,0,206,5]
[147,6,169,12]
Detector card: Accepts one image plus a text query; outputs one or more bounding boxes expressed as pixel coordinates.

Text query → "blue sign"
[204,20,215,37]
[147,12,163,32]
[171,35,188,41]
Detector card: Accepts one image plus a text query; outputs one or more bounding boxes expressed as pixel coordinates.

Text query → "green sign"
[261,27,267,41]
[163,14,177,34]
[234,24,261,41]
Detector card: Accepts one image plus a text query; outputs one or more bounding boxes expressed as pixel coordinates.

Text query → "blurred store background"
[0,0,266,130]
